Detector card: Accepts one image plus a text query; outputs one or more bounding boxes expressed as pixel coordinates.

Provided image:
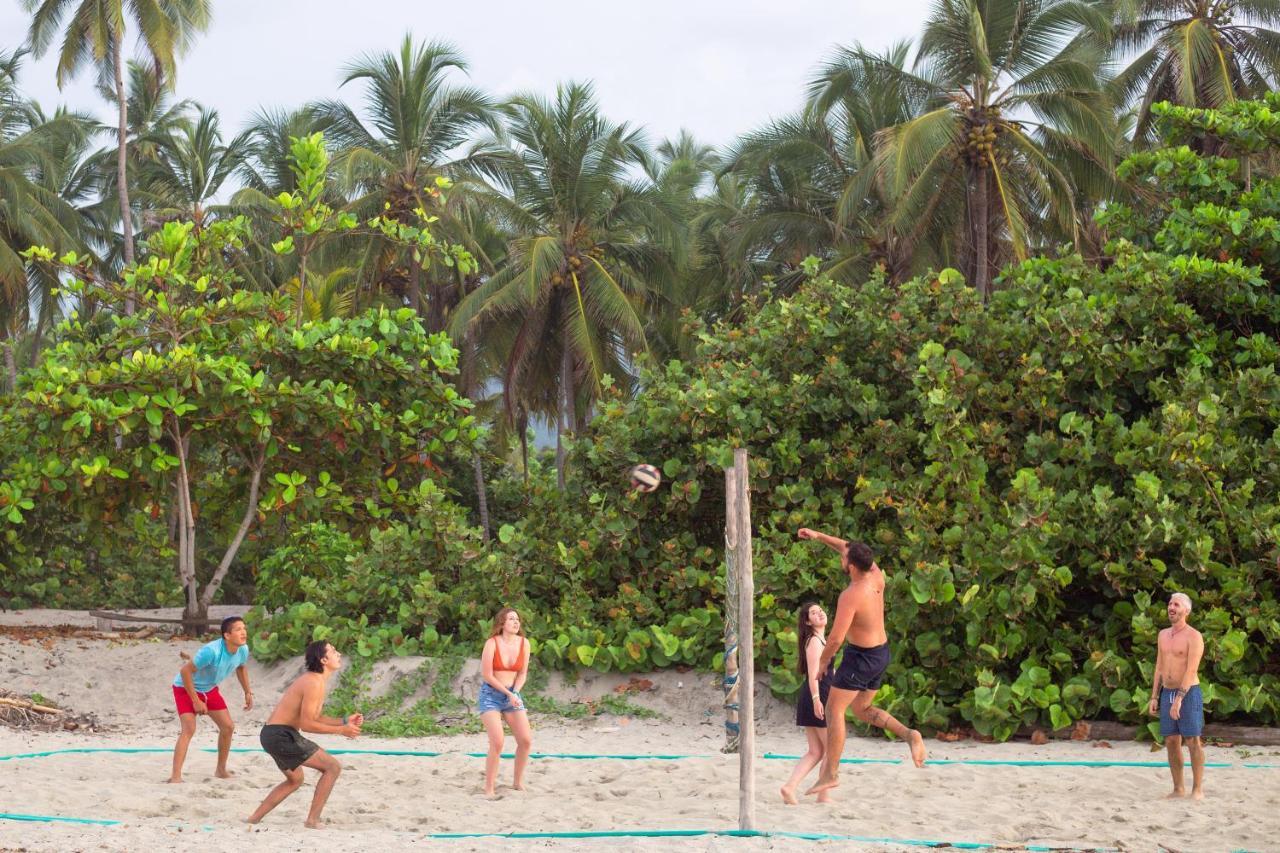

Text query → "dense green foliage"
[210,101,1280,740]
[0,140,481,620]
[4,2,1280,741]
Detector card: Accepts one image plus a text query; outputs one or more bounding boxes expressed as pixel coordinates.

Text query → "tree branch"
[199,452,265,610]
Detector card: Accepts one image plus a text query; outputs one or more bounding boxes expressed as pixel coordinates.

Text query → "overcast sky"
[2,0,933,147]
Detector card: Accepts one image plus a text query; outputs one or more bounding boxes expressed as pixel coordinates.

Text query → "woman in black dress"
[781,601,833,804]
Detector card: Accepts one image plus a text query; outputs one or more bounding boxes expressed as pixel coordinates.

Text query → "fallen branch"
[88,610,221,628]
[0,696,62,715]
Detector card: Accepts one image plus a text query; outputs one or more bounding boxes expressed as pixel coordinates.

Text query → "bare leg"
[1164,734,1185,798]
[302,750,342,828]
[782,728,824,804]
[504,709,533,790]
[481,710,505,796]
[208,708,235,778]
[246,767,303,824]
[850,691,927,768]
[814,728,831,804]
[806,687,855,795]
[1187,736,1205,800]
[167,714,197,783]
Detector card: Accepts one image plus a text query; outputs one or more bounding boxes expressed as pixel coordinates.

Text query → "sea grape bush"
[4,103,1280,741]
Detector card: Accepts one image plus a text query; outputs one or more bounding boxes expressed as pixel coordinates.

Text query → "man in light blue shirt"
[167,616,254,783]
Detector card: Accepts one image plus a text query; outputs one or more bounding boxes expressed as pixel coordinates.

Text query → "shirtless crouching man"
[247,641,363,828]
[1148,592,1206,800]
[798,529,927,796]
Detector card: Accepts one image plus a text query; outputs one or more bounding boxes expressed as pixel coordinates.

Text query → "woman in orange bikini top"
[479,607,533,797]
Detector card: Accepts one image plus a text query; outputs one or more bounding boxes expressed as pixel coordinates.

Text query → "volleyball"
[630,463,661,493]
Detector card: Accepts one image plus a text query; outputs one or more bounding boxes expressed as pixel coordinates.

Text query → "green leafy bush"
[247,482,480,660]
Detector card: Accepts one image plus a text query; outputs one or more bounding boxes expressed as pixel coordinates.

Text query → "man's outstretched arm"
[798,527,847,555]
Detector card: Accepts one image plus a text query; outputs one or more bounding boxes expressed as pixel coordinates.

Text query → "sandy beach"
[1,610,1277,853]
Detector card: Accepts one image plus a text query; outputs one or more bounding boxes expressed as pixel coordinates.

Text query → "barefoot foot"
[1164,788,1186,799]
[805,774,839,796]
[1192,789,1204,801]
[907,729,927,768]
[780,785,798,805]
[304,819,324,829]
[215,769,234,779]
[165,777,183,784]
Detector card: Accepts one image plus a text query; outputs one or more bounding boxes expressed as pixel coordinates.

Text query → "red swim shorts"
[172,685,228,715]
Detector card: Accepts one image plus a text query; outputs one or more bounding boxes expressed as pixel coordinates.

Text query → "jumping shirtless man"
[1148,592,1206,800]
[247,641,363,828]
[798,529,926,796]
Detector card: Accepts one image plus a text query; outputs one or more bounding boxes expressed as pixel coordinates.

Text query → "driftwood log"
[0,696,61,715]
[89,610,221,630]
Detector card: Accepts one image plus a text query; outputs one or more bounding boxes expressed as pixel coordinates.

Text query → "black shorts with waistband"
[260,724,320,771]
[830,642,891,692]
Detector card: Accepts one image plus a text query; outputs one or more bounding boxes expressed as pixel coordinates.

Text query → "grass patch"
[326,654,480,736]
[324,657,661,736]
[521,668,661,720]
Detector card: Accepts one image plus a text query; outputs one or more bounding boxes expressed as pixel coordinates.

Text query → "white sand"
[1,612,1277,852]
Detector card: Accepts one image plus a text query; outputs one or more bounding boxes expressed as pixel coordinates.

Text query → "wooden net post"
[732,448,756,830]
[722,466,741,754]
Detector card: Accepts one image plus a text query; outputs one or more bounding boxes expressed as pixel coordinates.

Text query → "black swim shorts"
[260,724,320,771]
[830,642,891,692]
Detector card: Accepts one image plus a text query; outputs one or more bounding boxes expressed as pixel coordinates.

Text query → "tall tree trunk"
[2,336,17,392]
[428,279,447,333]
[556,343,573,490]
[113,32,136,313]
[473,454,491,543]
[171,427,203,633]
[295,249,308,329]
[461,333,490,538]
[408,263,422,315]
[519,409,530,485]
[198,457,264,611]
[973,166,991,302]
[27,312,46,368]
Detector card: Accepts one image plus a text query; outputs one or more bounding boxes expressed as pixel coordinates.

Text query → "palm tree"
[94,60,195,246]
[640,131,735,359]
[861,0,1117,299]
[316,36,497,331]
[135,107,247,229]
[23,0,211,275]
[725,42,938,291]
[1111,0,1280,140]
[0,50,86,389]
[235,107,333,200]
[451,82,675,488]
[22,103,104,365]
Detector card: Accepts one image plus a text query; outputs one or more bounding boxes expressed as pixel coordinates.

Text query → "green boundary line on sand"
[0,814,1115,850]
[0,747,1266,768]
[0,812,119,826]
[762,752,1238,768]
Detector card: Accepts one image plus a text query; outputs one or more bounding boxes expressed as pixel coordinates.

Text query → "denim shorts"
[1159,685,1204,738]
[478,682,524,714]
